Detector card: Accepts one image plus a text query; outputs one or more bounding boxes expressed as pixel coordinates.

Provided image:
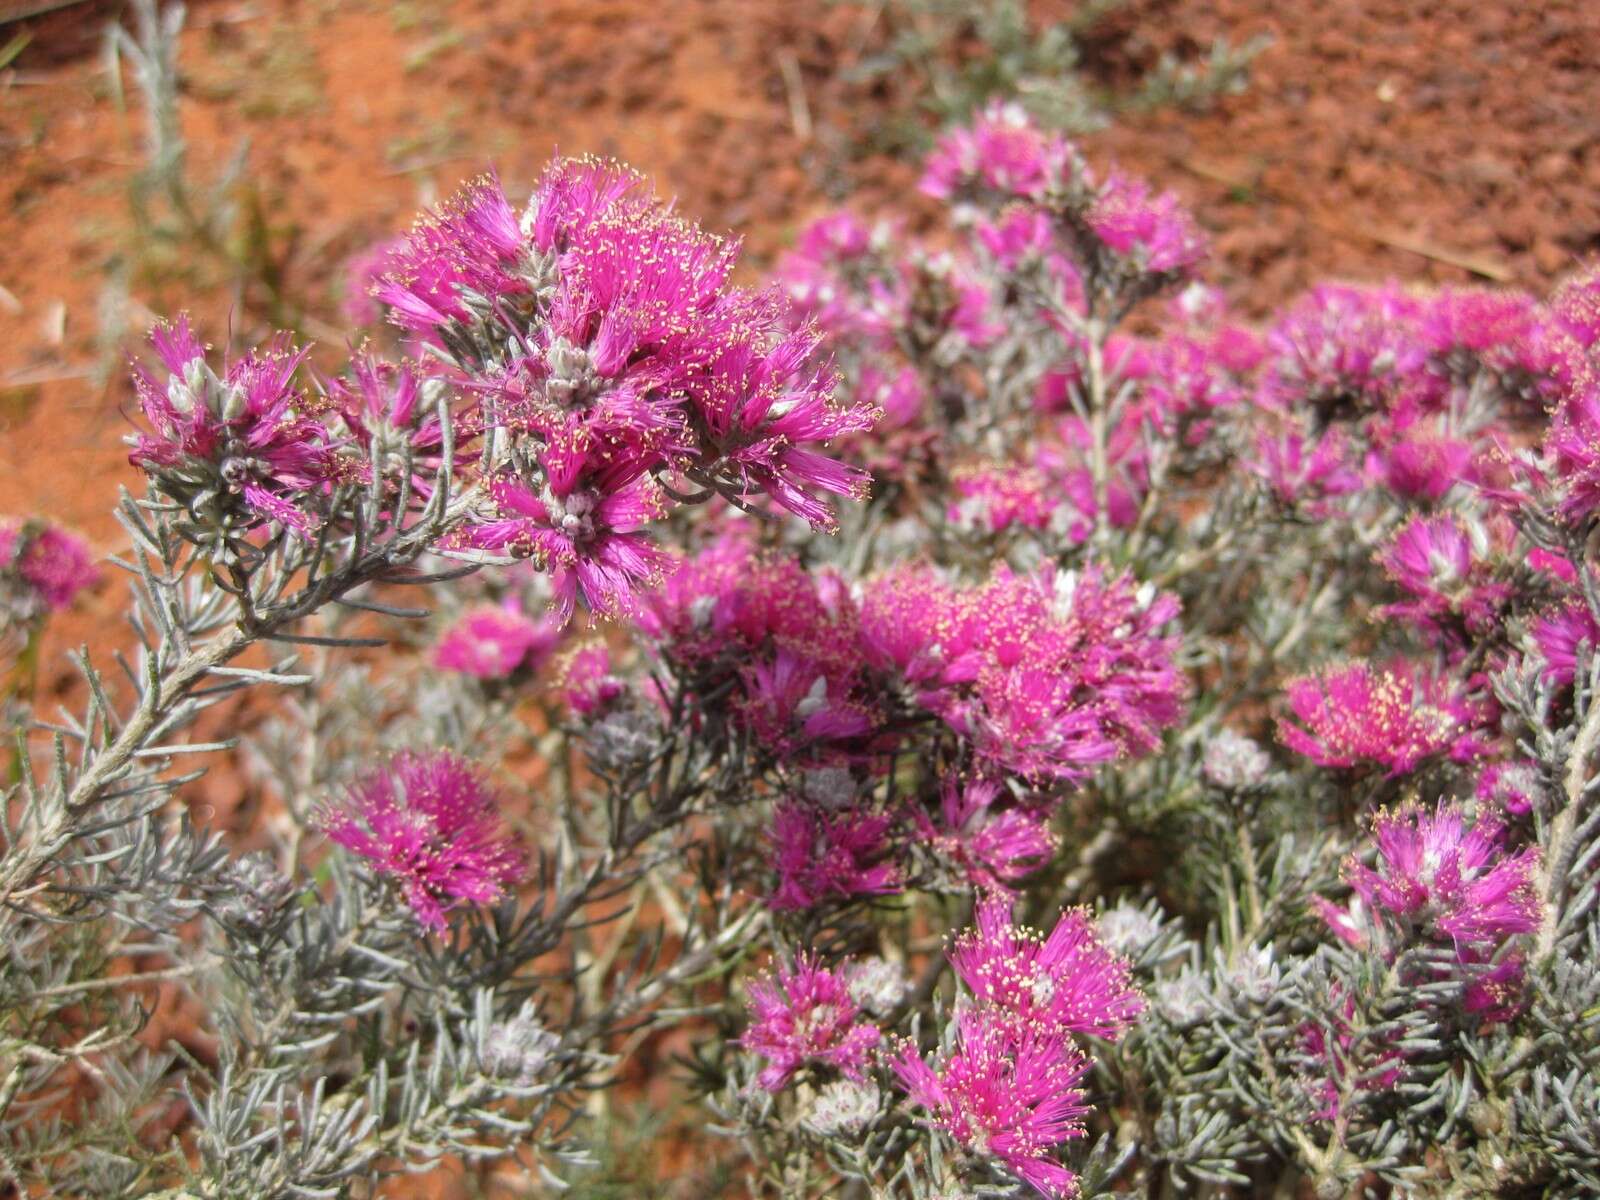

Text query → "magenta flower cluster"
[1315,802,1541,1023]
[0,517,98,620]
[1278,660,1492,778]
[319,751,523,931]
[894,896,1143,1197]
[127,159,877,626]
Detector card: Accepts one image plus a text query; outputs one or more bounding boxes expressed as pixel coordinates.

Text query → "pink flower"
[1259,283,1427,415]
[893,1007,1091,1199]
[915,776,1057,893]
[920,101,1078,203]
[1530,598,1600,687]
[948,466,1065,534]
[949,893,1144,1043]
[0,519,98,614]
[1248,425,1362,512]
[1421,286,1570,409]
[1085,169,1207,278]
[341,233,405,326]
[1371,431,1474,503]
[319,751,523,932]
[1548,260,1600,351]
[738,647,875,751]
[432,603,561,679]
[741,956,882,1091]
[332,352,459,486]
[1327,802,1540,949]
[1277,660,1492,776]
[860,563,1186,781]
[767,800,901,911]
[1375,514,1511,641]
[457,471,670,624]
[1544,379,1600,525]
[556,642,625,718]
[1142,333,1250,439]
[129,318,344,542]
[1476,760,1543,818]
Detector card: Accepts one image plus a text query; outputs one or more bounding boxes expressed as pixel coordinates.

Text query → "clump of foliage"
[831,0,1267,157]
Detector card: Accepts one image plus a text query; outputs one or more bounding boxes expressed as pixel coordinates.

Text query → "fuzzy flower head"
[766,799,901,912]
[0,518,98,620]
[1317,802,1540,953]
[556,642,626,719]
[1476,759,1544,819]
[1543,379,1600,526]
[920,101,1079,204]
[862,564,1186,782]
[1201,729,1272,791]
[1259,283,1426,417]
[740,956,882,1092]
[129,318,345,548]
[1529,598,1600,688]
[1083,169,1208,280]
[950,894,1145,1043]
[915,776,1058,894]
[432,602,561,679]
[320,751,523,931]
[456,469,671,625]
[1248,425,1362,514]
[893,1007,1091,1199]
[1420,286,1571,410]
[1375,514,1511,642]
[1277,660,1492,777]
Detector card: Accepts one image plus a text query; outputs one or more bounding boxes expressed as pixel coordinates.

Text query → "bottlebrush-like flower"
[861,563,1186,781]
[676,296,876,532]
[129,318,345,543]
[767,799,900,911]
[1084,169,1208,279]
[1258,283,1426,416]
[432,602,561,679]
[915,776,1057,893]
[893,1007,1091,1199]
[1375,513,1511,640]
[1548,261,1600,351]
[949,893,1144,1042]
[320,751,524,932]
[948,466,1066,535]
[1248,425,1362,512]
[736,648,874,753]
[1529,598,1600,687]
[1278,660,1492,776]
[377,173,538,336]
[741,955,882,1091]
[332,352,456,475]
[1420,286,1570,408]
[1476,759,1543,817]
[457,470,670,624]
[1543,380,1600,525]
[0,518,98,615]
[1370,429,1474,503]
[919,101,1077,203]
[1315,802,1540,953]
[556,642,625,718]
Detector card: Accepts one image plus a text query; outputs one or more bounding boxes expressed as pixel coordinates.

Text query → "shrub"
[8,100,1600,1200]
